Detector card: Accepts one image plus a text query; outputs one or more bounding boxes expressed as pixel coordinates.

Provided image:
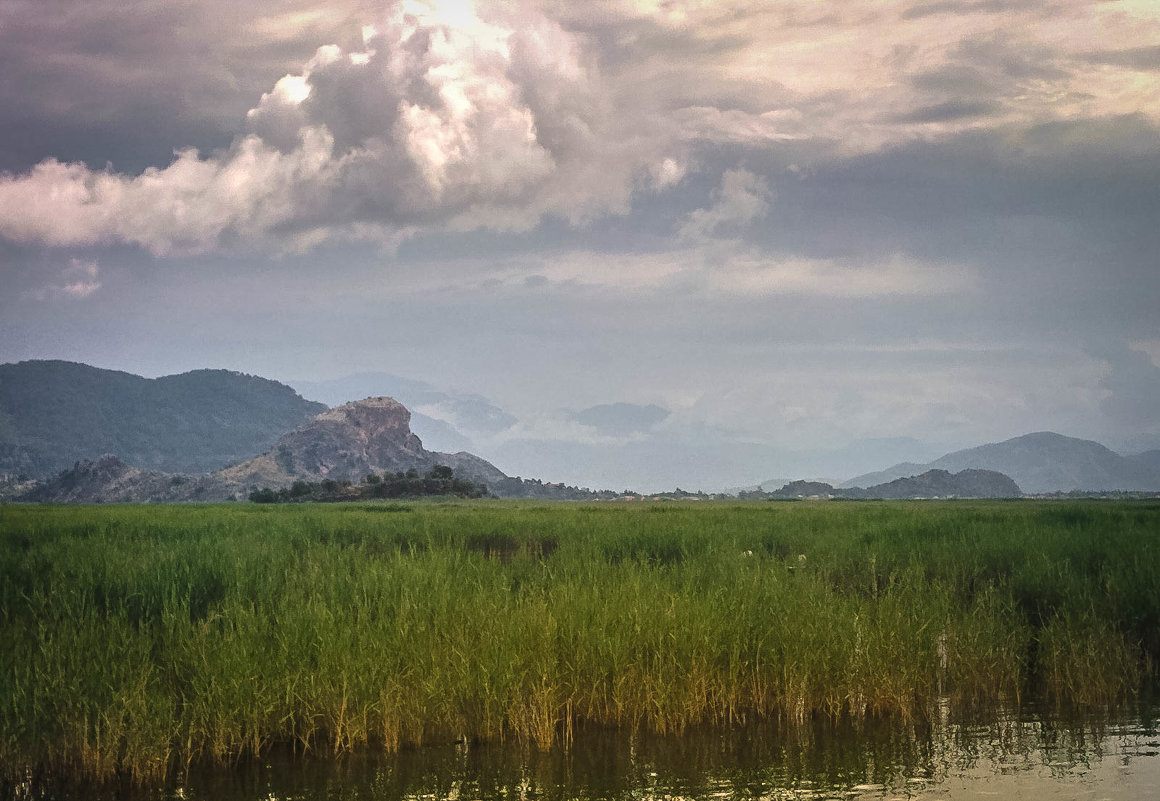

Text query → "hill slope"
[19,456,235,503]
[1129,450,1160,475]
[0,360,326,477]
[21,397,510,503]
[843,432,1160,493]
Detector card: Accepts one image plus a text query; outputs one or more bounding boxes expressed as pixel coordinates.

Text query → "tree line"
[249,465,486,502]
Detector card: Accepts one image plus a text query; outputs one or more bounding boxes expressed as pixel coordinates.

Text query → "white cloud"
[0,0,611,254]
[353,246,972,301]
[679,169,770,240]
[645,157,689,190]
[0,128,338,255]
[708,254,975,298]
[1129,340,1160,369]
[26,258,101,301]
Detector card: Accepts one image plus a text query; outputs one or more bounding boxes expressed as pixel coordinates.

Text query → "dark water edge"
[8,701,1160,801]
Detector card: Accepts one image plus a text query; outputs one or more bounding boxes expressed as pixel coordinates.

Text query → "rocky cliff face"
[239,398,426,479]
[221,397,507,489]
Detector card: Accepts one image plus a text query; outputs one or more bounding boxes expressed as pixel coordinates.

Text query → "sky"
[1,0,1159,490]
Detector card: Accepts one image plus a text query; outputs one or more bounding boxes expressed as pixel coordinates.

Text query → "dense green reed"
[1,500,1157,783]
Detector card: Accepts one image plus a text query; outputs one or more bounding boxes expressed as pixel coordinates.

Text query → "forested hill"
[0,360,326,477]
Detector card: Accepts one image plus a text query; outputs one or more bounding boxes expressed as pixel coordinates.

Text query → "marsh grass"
[1,500,1156,784]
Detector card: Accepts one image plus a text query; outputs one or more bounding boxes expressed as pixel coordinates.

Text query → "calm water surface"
[18,707,1160,800]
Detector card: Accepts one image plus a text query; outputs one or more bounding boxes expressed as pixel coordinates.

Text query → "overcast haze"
[2,0,1158,490]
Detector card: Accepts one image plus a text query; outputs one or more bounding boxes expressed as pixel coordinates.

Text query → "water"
[14,708,1160,800]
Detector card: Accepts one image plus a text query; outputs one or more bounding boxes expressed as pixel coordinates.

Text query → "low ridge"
[761,468,1021,500]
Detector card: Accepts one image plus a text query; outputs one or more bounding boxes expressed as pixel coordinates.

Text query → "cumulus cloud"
[26,258,101,300]
[679,169,770,240]
[0,0,614,254]
[2,0,1159,256]
[0,129,338,255]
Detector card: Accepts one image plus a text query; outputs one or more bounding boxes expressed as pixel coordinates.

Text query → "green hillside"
[0,361,325,477]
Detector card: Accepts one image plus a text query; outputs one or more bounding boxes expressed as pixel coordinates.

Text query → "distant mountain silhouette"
[761,469,1021,499]
[843,432,1160,493]
[0,360,325,477]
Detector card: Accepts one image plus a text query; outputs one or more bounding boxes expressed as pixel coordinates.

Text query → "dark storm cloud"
[911,64,1000,96]
[738,115,1160,267]
[910,36,1069,98]
[1081,45,1160,71]
[0,1,643,254]
[888,99,999,123]
[2,0,1154,257]
[0,0,373,173]
[901,0,1048,20]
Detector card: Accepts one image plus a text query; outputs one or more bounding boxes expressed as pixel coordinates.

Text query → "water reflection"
[22,707,1160,801]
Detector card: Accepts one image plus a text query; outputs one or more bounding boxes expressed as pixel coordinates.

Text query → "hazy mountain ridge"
[843,432,1160,493]
[752,469,1021,500]
[0,360,326,477]
[5,361,1156,500]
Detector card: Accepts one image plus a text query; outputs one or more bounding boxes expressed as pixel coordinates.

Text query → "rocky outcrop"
[20,456,235,503]
[221,397,507,489]
[17,398,509,503]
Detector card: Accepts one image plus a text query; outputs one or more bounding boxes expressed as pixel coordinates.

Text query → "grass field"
[1,500,1157,783]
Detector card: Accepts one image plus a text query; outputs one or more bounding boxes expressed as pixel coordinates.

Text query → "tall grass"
[1,500,1156,784]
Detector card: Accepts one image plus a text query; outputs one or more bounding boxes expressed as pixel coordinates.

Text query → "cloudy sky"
[2,0,1158,489]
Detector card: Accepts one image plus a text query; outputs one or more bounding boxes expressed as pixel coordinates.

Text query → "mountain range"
[17,397,508,504]
[842,431,1160,494]
[3,361,1159,499]
[759,469,1022,500]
